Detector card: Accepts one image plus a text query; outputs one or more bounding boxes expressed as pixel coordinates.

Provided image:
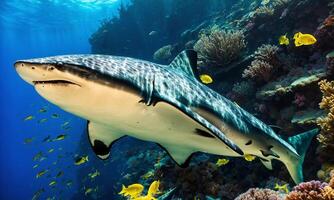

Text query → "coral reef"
[242,44,280,83]
[317,80,334,163]
[235,188,284,200]
[194,26,246,67]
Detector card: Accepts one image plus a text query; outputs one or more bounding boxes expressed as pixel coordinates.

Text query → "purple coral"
[285,181,328,200]
[235,188,284,200]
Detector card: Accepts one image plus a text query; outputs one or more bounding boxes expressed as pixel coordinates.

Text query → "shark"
[14,50,318,184]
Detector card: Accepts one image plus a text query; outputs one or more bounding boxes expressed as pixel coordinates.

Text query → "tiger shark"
[14,50,318,183]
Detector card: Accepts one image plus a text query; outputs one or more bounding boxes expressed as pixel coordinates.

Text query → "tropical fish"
[61,121,70,129]
[33,164,39,169]
[84,186,98,195]
[32,189,45,200]
[36,169,48,178]
[15,50,319,183]
[51,113,59,118]
[56,171,64,178]
[38,118,48,123]
[88,169,100,179]
[24,137,34,144]
[48,148,54,153]
[199,74,213,84]
[75,156,89,165]
[49,181,57,187]
[147,180,161,197]
[24,115,34,121]
[293,32,317,47]
[274,183,289,193]
[279,34,289,45]
[244,154,256,162]
[54,134,66,141]
[119,183,144,199]
[42,135,52,142]
[39,107,47,113]
[216,158,230,167]
[33,152,43,161]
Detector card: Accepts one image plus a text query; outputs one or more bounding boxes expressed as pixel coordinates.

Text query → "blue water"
[0,1,128,199]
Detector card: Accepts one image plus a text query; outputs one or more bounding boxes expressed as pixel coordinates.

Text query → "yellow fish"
[244,154,256,162]
[54,134,66,141]
[84,187,97,195]
[24,137,34,144]
[147,180,161,197]
[88,169,100,179]
[49,181,57,187]
[75,156,89,165]
[293,32,317,47]
[119,183,144,199]
[216,158,230,167]
[274,183,289,193]
[279,34,289,45]
[33,164,39,169]
[36,169,48,178]
[199,74,213,84]
[24,115,34,121]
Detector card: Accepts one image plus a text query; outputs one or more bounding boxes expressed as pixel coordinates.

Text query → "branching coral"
[286,173,334,200]
[194,26,246,67]
[285,181,328,200]
[235,188,284,200]
[317,80,334,155]
[253,6,274,19]
[242,44,280,83]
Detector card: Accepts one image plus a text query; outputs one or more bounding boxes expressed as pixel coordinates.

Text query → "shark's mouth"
[33,80,81,87]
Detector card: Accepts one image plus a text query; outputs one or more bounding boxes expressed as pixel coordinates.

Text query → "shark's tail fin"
[285,128,319,184]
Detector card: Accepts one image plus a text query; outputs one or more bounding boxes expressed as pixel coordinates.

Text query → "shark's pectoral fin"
[157,143,195,167]
[260,158,273,170]
[168,50,199,81]
[87,121,125,160]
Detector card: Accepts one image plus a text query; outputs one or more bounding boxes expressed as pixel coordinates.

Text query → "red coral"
[286,181,328,200]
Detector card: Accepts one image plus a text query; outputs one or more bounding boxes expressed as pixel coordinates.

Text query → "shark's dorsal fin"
[87,121,125,160]
[169,50,198,79]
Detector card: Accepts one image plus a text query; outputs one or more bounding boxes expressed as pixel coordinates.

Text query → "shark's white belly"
[35,79,242,159]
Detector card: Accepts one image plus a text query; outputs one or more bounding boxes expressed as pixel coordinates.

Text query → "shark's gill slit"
[194,128,215,138]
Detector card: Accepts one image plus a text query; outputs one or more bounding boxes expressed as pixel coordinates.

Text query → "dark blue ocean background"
[0,1,130,199]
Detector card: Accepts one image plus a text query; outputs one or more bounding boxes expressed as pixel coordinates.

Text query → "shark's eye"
[32,67,35,70]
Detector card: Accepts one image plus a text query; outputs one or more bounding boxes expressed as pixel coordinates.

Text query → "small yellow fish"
[216,158,230,167]
[119,183,144,199]
[147,180,161,197]
[274,183,289,193]
[244,154,256,162]
[36,170,48,178]
[61,121,70,129]
[33,152,43,161]
[279,34,289,45]
[54,134,66,141]
[33,164,39,169]
[75,156,89,165]
[293,32,317,47]
[88,170,100,179]
[48,148,54,153]
[24,115,34,121]
[199,74,213,84]
[49,181,57,187]
[84,188,94,195]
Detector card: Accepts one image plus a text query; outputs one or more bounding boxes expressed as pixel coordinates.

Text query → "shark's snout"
[14,62,80,87]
